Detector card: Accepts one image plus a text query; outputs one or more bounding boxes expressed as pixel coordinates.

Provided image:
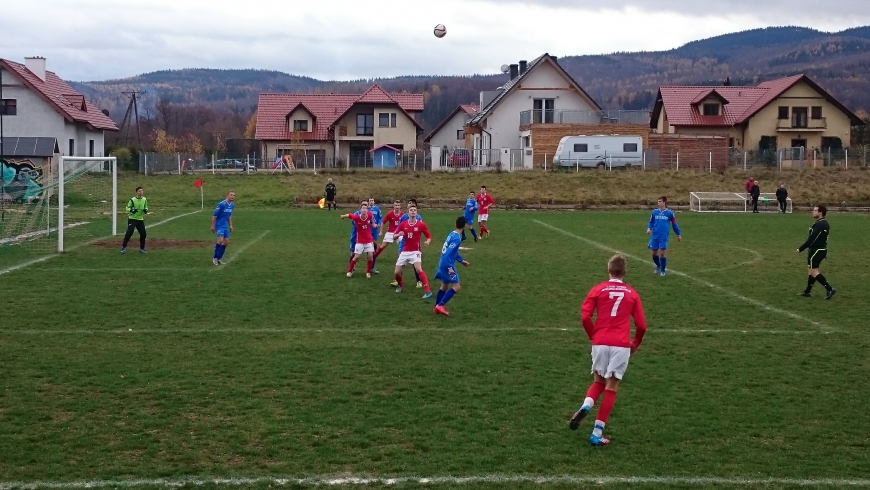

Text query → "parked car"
[553,135,643,169]
[447,148,471,167]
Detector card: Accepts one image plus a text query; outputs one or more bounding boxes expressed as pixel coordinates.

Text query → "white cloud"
[1,0,868,81]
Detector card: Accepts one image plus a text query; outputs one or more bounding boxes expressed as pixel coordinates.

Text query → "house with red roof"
[254,84,424,167]
[0,57,118,162]
[423,104,478,151]
[650,74,863,151]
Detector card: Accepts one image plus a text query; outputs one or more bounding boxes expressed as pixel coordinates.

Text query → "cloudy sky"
[3,0,870,82]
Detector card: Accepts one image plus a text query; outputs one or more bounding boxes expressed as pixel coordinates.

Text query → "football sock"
[439,288,456,306]
[418,271,431,293]
[805,275,816,292]
[461,229,467,241]
[371,255,378,269]
[584,381,606,409]
[348,258,357,273]
[592,420,606,438]
[395,273,404,288]
[597,389,618,423]
[815,274,832,291]
[652,255,660,268]
[214,243,220,259]
[217,244,227,259]
[470,228,478,240]
[373,246,383,259]
[436,289,446,304]
[660,257,667,272]
[366,259,373,274]
[414,269,421,283]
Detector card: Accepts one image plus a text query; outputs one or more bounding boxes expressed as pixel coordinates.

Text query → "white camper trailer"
[553,135,643,169]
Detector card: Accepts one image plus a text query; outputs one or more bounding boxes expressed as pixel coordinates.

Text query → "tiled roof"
[370,144,402,152]
[423,104,479,142]
[468,54,601,126]
[0,59,118,131]
[653,74,863,128]
[256,84,424,141]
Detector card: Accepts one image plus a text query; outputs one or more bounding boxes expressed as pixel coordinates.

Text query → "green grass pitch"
[1,208,869,489]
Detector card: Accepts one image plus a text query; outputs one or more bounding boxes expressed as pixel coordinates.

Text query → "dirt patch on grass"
[93,238,210,249]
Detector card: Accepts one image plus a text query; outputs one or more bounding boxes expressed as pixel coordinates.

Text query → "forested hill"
[72,25,870,136]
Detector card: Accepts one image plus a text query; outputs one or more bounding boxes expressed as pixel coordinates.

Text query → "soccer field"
[1,209,869,489]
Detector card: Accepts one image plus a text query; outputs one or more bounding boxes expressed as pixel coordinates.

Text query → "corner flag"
[193,179,204,209]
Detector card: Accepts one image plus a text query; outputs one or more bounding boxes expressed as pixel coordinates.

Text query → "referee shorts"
[807,248,827,269]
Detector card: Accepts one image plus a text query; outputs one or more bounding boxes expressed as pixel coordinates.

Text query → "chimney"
[519,60,528,75]
[509,64,519,80]
[25,56,46,82]
[550,55,558,63]
[723,77,732,86]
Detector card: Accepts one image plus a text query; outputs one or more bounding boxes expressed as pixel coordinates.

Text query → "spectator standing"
[745,176,754,204]
[776,184,788,213]
[750,180,761,213]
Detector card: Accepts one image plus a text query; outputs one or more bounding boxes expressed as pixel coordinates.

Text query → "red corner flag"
[193,179,203,187]
[193,179,204,209]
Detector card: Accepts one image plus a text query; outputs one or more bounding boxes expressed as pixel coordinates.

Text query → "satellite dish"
[500,64,510,74]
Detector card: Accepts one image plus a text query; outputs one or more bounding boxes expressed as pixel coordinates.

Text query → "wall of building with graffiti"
[0,157,45,201]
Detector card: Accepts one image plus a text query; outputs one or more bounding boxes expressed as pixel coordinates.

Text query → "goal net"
[689,191,792,213]
[0,156,117,258]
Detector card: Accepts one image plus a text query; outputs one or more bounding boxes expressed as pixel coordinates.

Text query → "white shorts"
[396,251,422,267]
[354,242,375,254]
[478,213,489,222]
[382,232,395,243]
[590,345,631,380]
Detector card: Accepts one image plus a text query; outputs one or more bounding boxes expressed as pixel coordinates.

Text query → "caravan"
[553,135,643,169]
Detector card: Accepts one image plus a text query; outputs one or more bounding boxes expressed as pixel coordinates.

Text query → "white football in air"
[434,24,446,38]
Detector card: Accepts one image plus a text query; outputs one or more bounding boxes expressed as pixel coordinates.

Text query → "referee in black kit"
[797,205,836,299]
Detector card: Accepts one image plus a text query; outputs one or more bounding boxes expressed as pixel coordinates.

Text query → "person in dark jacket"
[750,180,761,213]
[776,184,788,213]
[325,178,337,210]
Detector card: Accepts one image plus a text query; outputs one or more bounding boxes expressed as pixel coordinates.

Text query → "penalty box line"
[210,230,271,270]
[533,220,829,331]
[1,474,870,489]
[0,210,203,278]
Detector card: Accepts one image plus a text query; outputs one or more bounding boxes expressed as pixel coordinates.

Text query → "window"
[456,130,465,140]
[573,143,588,152]
[68,139,75,156]
[811,106,822,119]
[89,140,95,157]
[792,107,808,128]
[777,107,789,120]
[729,137,735,148]
[390,113,397,127]
[379,113,390,127]
[523,136,531,147]
[356,114,374,136]
[0,99,16,115]
[533,98,555,124]
[702,103,719,116]
[623,143,638,152]
[293,120,308,131]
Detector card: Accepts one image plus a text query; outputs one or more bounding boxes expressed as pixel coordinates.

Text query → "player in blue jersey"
[211,190,235,265]
[391,199,425,288]
[433,216,471,316]
[367,198,383,274]
[646,196,681,276]
[461,191,479,242]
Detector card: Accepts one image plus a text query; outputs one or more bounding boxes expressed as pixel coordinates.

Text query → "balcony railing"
[776,117,826,131]
[519,109,650,127]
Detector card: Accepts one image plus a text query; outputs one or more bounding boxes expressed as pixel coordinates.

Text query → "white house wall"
[480,63,598,150]
[429,112,469,150]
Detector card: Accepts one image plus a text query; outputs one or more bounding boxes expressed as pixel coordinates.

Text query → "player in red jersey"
[373,200,403,262]
[476,185,495,237]
[392,204,433,298]
[341,201,378,278]
[569,254,647,446]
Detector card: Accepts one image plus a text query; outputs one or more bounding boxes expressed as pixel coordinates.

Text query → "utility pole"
[119,90,145,148]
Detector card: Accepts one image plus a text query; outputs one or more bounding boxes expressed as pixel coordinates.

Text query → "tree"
[244,113,257,139]
[153,129,180,153]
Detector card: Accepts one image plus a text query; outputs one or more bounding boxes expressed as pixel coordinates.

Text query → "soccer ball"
[434,24,446,38]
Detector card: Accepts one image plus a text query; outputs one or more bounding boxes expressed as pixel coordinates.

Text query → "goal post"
[58,156,117,252]
[690,191,792,213]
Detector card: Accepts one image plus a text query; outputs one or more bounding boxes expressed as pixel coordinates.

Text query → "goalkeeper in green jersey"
[121,186,149,254]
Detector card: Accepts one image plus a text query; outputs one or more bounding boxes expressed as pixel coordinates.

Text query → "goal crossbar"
[58,156,118,252]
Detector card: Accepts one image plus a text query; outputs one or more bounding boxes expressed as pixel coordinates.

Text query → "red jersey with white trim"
[384,210,404,234]
[581,279,647,348]
[349,212,375,244]
[477,193,495,214]
[394,219,431,252]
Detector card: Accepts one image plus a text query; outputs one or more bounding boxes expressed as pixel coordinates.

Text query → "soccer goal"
[689,191,792,213]
[0,156,117,255]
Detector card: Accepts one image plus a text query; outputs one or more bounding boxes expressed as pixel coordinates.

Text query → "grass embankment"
[126,167,870,209]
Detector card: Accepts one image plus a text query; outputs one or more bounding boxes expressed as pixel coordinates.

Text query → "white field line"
[0,210,202,278]
[0,221,88,246]
[212,230,270,269]
[533,220,828,330]
[0,327,829,335]
[2,474,870,489]
[696,245,764,273]
[35,268,206,272]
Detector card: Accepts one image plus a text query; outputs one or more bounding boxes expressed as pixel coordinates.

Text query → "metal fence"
[519,109,650,126]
